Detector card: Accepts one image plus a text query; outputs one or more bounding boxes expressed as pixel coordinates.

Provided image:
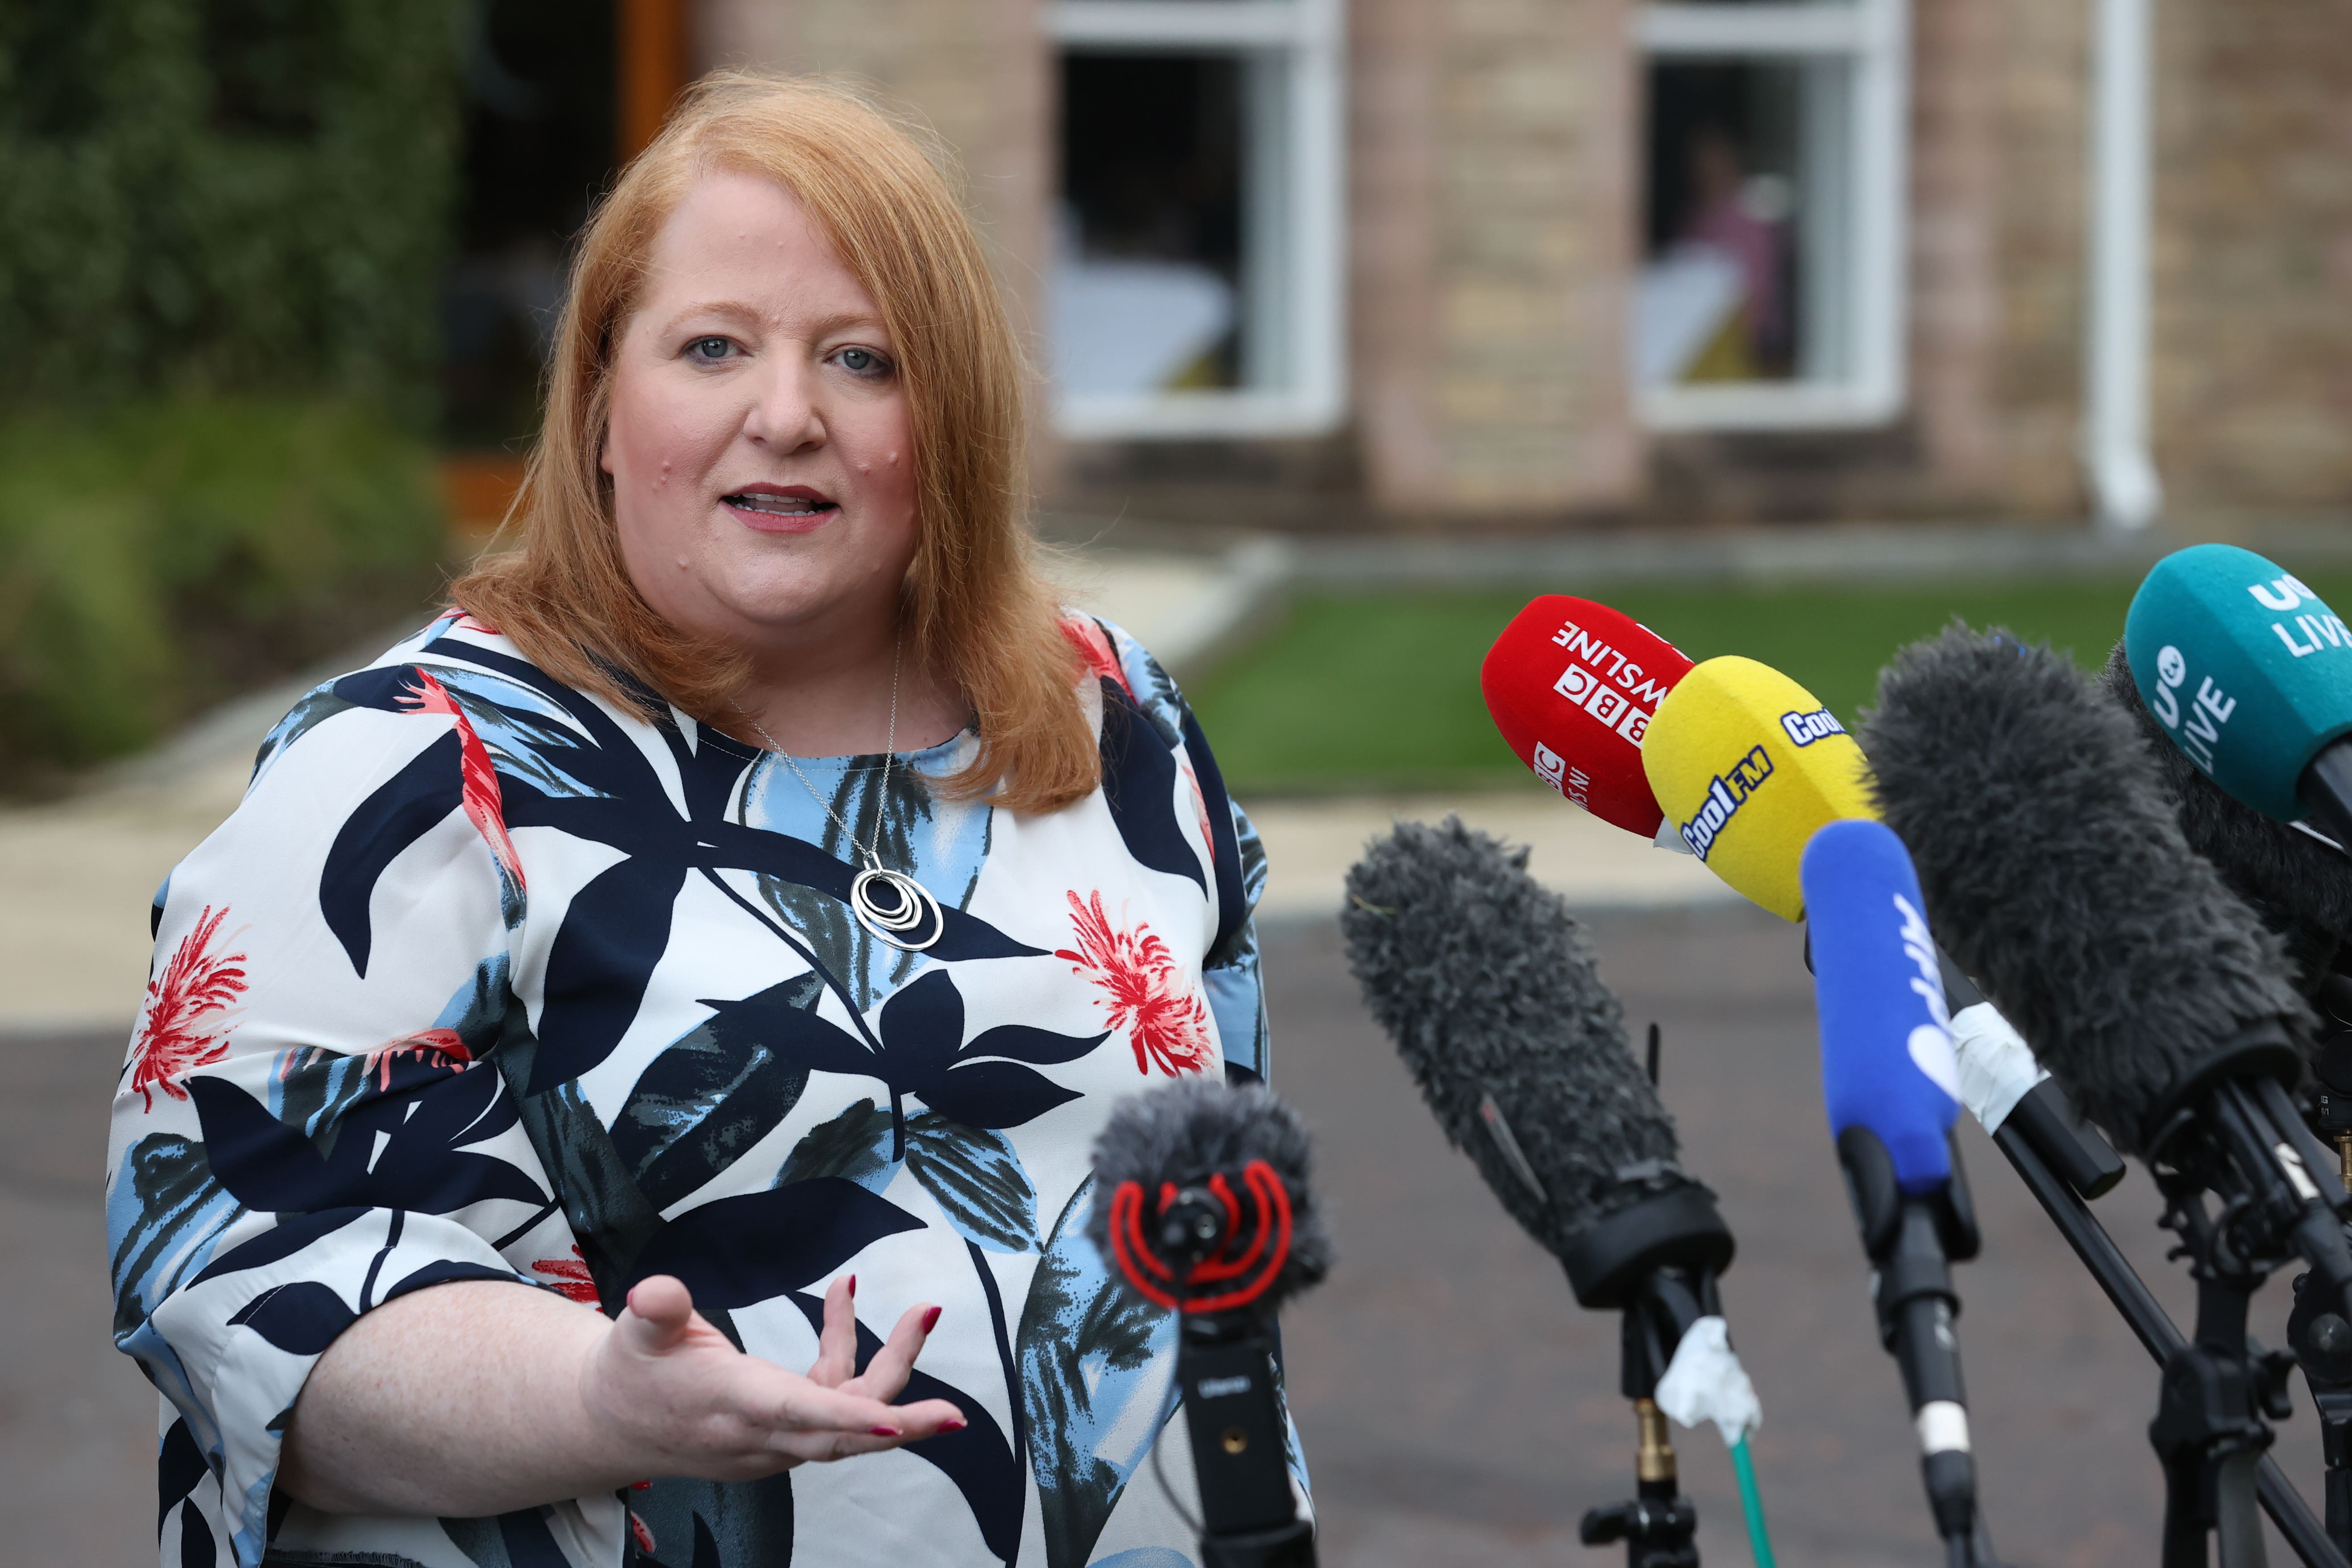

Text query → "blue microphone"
[2125,543,2352,843]
[1803,817,2001,1567]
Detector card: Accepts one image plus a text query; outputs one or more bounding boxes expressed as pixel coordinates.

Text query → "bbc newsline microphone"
[1089,1078,1332,1568]
[1482,595,1695,838]
[1802,818,2002,1565]
[2124,543,2352,850]
[1343,819,1772,1568]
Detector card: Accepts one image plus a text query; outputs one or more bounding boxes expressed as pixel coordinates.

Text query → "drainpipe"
[2082,0,2162,531]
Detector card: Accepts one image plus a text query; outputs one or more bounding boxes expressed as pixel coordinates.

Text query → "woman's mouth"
[722,487,839,531]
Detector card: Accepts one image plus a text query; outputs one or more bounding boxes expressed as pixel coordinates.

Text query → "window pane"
[1636,58,1854,389]
[1056,50,1266,397]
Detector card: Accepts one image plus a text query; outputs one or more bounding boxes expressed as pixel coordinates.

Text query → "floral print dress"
[106,609,1297,1568]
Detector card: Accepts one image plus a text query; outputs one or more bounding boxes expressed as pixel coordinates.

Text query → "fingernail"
[870,1425,901,1437]
[940,1417,967,1432]
[847,1274,857,1298]
[921,1305,942,1332]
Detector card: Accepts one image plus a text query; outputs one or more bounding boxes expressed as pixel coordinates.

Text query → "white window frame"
[1633,0,1910,431]
[1048,0,1347,440]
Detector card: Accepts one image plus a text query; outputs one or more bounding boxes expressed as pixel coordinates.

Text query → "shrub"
[0,398,446,785]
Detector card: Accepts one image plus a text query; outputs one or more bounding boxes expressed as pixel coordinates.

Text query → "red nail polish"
[921,1306,942,1332]
[870,1425,901,1437]
[940,1417,967,1432]
[847,1274,857,1298]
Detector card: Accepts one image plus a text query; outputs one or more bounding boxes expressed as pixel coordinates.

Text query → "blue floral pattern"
[107,610,1288,1567]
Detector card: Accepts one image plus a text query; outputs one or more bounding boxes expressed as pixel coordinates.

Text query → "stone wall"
[1352,0,1640,518]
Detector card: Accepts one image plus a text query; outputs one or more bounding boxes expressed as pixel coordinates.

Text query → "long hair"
[452,72,1094,813]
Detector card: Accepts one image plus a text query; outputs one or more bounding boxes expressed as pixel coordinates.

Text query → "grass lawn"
[1189,571,2352,796]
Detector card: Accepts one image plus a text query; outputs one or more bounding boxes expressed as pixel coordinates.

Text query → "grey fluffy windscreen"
[1339,817,1693,1253]
[2101,640,2352,991]
[1862,625,2308,1153]
[1086,1076,1332,1311]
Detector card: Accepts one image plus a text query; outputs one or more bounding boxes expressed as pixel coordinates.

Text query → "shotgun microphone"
[1089,1078,1332,1568]
[1803,817,2004,1565]
[1482,596,1695,838]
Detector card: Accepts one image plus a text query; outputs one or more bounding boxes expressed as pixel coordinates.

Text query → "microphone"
[1343,818,1771,1568]
[1802,817,2001,1564]
[2123,543,2352,848]
[2100,637,2352,992]
[1089,1077,1332,1568]
[1865,624,2348,1565]
[1481,595,1695,837]
[1640,654,1876,920]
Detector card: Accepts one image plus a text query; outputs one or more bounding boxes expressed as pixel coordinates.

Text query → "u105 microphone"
[2124,543,2352,838]
[1481,596,1694,837]
[1641,655,1875,920]
[1803,817,1999,1563]
[1090,1078,1331,1568]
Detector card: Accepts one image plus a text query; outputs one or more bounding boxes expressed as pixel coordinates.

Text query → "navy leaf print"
[623,1476,794,1568]
[249,682,353,780]
[225,1281,355,1356]
[158,1416,207,1537]
[612,977,818,1212]
[1097,681,1204,894]
[1179,702,1249,954]
[187,1064,548,1215]
[529,853,689,1095]
[904,1113,1039,1253]
[1020,1180,1178,1568]
[961,1022,1112,1067]
[319,728,463,977]
[109,1134,244,1338]
[783,1293,1025,1564]
[776,1099,895,1191]
[919,1060,1084,1131]
[627,1178,924,1308]
[184,1207,365,1292]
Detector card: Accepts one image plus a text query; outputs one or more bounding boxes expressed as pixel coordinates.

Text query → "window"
[1049,0,1345,439]
[1633,0,1909,429]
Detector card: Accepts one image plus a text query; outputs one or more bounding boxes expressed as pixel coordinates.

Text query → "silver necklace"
[733,642,944,952]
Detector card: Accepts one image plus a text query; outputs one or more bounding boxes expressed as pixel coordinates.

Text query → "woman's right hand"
[579,1273,966,1480]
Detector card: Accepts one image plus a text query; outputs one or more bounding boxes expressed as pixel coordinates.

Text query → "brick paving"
[17,905,2343,1565]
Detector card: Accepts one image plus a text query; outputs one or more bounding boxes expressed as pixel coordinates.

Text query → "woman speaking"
[108,73,1290,1567]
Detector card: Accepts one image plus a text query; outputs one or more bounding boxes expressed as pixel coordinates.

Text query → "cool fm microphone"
[1343,819,1773,1568]
[1089,1078,1332,1568]
[1482,596,1695,837]
[1802,818,2004,1568]
[2124,544,2352,850]
[1639,655,1875,921]
[1867,624,2350,1568]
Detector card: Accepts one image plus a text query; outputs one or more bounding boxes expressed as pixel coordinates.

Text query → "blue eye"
[837,347,888,375]
[688,336,733,362]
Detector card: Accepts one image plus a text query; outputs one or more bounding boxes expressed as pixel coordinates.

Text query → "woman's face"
[602,170,919,662]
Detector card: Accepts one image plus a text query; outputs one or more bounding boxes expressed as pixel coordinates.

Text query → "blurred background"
[4,0,2351,1563]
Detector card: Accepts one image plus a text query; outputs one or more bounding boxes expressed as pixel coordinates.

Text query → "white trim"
[1048,0,1347,441]
[1633,0,1911,433]
[2082,0,2162,529]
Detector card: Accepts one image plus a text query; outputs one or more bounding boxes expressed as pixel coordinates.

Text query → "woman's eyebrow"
[659,300,888,340]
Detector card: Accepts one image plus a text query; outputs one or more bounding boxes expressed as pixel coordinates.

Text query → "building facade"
[465,0,2352,532]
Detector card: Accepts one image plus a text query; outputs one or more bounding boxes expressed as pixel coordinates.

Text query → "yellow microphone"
[1641,656,1876,921]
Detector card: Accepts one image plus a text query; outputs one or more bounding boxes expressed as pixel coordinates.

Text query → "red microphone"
[1481,595,1695,837]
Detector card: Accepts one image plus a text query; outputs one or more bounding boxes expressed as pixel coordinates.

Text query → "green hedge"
[0,1,463,783]
[0,399,447,784]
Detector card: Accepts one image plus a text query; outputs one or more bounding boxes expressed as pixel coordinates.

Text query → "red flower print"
[1054,891,1211,1077]
[397,668,527,902]
[1059,616,1131,697]
[629,1512,656,1553]
[129,905,248,1111]
[531,1244,600,1306]
[362,1027,473,1091]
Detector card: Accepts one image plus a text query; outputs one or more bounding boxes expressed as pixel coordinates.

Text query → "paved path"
[22,910,2337,1565]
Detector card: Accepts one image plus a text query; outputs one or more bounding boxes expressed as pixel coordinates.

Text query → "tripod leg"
[2165,1452,2215,1568]
[2219,1451,2271,1568]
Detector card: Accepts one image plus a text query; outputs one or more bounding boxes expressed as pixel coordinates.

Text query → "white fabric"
[1653,1315,1762,1447]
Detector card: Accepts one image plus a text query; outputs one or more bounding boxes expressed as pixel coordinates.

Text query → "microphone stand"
[1990,1122,2347,1568]
[1579,1264,1716,1568]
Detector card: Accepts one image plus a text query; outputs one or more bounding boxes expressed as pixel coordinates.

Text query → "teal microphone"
[2124,543,2352,842]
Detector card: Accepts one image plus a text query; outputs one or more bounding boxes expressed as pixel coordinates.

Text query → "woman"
[107,73,1288,1568]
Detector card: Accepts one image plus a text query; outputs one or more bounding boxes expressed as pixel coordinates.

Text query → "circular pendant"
[850,867,945,952]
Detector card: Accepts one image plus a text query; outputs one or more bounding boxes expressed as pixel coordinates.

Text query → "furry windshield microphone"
[1087,1075,1332,1318]
[1340,818,1732,1304]
[1862,625,2309,1154]
[1087,1077,1328,1565]
[2101,640,2352,992]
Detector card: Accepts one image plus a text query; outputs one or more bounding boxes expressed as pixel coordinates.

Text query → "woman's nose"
[743,356,824,450]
